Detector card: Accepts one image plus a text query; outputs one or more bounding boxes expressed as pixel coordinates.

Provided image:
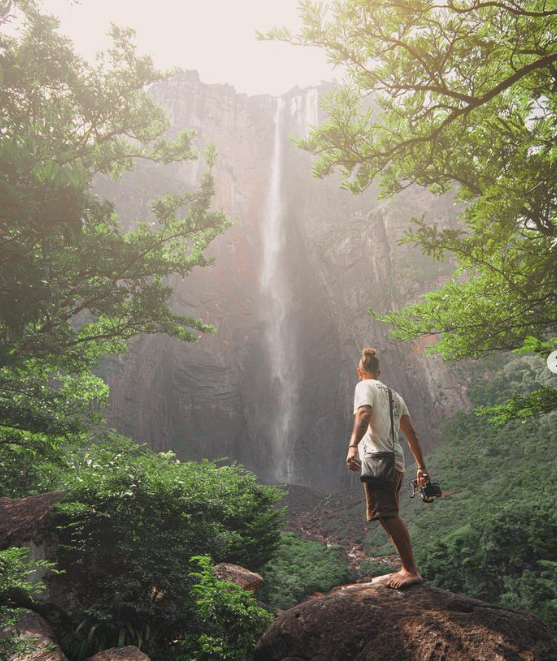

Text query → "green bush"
[501,561,557,630]
[359,559,398,578]
[259,532,351,610]
[177,555,273,661]
[53,438,284,657]
[0,439,72,499]
[0,548,52,661]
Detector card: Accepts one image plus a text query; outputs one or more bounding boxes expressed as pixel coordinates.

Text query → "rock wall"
[96,70,469,492]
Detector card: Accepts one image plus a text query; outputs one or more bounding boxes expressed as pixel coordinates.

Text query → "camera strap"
[387,386,395,452]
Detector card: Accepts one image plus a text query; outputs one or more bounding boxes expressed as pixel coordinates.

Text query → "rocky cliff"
[96,70,469,492]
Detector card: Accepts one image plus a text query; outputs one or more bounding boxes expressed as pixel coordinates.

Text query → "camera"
[410,476,442,504]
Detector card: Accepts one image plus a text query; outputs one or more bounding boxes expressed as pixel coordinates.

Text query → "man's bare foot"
[386,569,424,589]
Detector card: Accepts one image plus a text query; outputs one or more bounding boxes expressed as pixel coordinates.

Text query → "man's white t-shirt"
[353,378,409,472]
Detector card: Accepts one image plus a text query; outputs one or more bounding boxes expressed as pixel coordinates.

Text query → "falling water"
[260,97,298,483]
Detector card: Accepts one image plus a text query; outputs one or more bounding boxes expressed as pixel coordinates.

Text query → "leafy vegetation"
[262,0,557,413]
[259,532,352,610]
[0,548,52,660]
[178,556,273,661]
[0,0,231,465]
[50,438,284,657]
[359,559,399,579]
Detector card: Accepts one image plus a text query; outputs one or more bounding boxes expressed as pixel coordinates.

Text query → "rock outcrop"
[255,580,557,661]
[0,492,65,599]
[0,492,65,550]
[6,611,68,661]
[214,563,264,593]
[96,70,471,491]
[84,647,150,661]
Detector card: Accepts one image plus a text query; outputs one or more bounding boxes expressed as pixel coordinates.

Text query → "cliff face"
[96,70,469,492]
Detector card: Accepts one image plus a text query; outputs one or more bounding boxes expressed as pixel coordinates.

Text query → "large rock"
[6,611,68,661]
[0,492,65,598]
[214,562,264,592]
[0,492,65,550]
[84,647,150,661]
[255,581,557,661]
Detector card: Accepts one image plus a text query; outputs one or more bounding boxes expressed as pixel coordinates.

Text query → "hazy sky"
[41,0,338,96]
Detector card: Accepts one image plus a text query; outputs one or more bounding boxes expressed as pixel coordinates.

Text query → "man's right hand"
[417,467,429,486]
[346,447,361,472]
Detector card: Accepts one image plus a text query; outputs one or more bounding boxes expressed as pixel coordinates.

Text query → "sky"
[39,0,339,96]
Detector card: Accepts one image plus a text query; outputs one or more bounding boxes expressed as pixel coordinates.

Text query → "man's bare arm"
[400,414,428,482]
[346,405,371,472]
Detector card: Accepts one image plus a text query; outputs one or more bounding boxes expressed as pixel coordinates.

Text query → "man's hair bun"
[360,347,380,373]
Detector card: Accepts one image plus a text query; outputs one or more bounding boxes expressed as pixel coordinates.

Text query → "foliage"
[0,547,52,661]
[258,532,352,610]
[0,0,232,459]
[261,1,557,413]
[359,559,399,579]
[476,386,557,424]
[52,438,284,656]
[501,561,557,630]
[177,555,273,661]
[0,429,74,498]
[363,355,557,627]
[476,336,557,423]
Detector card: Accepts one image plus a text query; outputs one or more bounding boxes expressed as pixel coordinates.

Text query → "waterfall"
[290,87,320,138]
[260,97,298,483]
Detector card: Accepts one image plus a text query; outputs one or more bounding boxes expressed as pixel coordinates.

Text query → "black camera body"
[410,477,442,504]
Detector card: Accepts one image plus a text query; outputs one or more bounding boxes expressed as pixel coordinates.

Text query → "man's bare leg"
[378,515,424,588]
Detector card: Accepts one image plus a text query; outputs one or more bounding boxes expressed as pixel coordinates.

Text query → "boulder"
[0,492,66,604]
[6,611,68,661]
[214,562,264,593]
[84,647,150,661]
[0,492,65,550]
[255,580,557,661]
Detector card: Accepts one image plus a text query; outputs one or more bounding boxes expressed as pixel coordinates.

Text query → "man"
[346,347,428,588]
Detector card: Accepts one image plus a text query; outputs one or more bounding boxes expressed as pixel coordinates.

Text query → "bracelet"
[418,467,427,471]
[348,444,359,448]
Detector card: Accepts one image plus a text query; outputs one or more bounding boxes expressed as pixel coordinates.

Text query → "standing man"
[346,347,427,588]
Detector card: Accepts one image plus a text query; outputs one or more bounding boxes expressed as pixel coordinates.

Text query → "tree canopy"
[0,0,231,453]
[260,0,557,369]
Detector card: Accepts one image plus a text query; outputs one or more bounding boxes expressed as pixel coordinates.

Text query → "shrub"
[259,532,351,610]
[54,438,284,656]
[0,548,52,661]
[177,555,273,661]
[359,559,399,579]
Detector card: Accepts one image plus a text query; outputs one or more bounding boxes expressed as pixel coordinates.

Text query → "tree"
[0,1,232,453]
[260,0,557,411]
